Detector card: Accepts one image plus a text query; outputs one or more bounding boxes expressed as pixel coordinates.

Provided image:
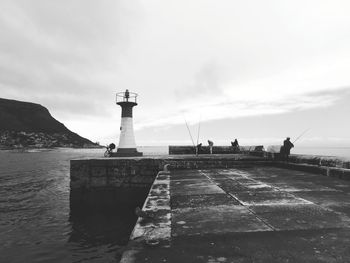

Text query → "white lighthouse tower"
[114,89,142,157]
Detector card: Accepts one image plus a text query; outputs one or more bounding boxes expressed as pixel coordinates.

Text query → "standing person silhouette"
[208,140,214,154]
[196,143,202,156]
[281,137,294,161]
[231,139,240,153]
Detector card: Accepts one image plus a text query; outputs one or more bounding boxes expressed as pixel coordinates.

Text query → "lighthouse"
[113,89,143,157]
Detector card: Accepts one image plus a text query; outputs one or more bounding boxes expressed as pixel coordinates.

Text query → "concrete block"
[70,178,88,189]
[106,167,121,177]
[343,162,350,169]
[130,175,154,185]
[328,168,344,179]
[90,166,107,177]
[343,169,350,180]
[70,163,89,180]
[90,176,107,187]
[108,177,125,187]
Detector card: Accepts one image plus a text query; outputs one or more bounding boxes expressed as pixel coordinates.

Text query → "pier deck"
[121,165,350,262]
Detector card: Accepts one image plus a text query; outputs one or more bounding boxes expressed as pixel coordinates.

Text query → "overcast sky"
[1,0,350,147]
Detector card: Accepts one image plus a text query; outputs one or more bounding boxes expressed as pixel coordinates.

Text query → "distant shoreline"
[0,145,104,151]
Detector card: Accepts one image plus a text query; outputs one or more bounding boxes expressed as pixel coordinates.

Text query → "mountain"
[0,98,99,149]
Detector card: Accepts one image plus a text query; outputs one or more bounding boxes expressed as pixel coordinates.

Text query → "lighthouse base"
[111,148,143,157]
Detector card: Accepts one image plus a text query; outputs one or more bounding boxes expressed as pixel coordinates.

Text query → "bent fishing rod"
[196,115,201,147]
[184,117,196,149]
[293,129,310,144]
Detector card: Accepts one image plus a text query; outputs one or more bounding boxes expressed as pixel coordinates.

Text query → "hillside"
[0,98,98,149]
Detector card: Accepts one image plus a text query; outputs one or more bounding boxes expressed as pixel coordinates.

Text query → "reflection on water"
[0,148,146,263]
[68,210,137,263]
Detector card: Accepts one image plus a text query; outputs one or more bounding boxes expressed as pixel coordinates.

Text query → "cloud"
[135,88,342,130]
[0,0,350,144]
[174,60,227,98]
[0,0,136,119]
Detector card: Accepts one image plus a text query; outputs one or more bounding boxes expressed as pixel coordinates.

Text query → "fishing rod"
[184,117,196,148]
[196,115,201,146]
[293,129,310,144]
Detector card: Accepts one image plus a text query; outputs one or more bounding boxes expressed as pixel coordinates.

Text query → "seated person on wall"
[104,143,116,157]
[208,140,214,154]
[280,137,294,161]
[231,139,240,153]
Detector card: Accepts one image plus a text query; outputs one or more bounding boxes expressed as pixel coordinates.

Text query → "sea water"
[292,146,350,159]
[0,147,166,263]
[0,146,348,263]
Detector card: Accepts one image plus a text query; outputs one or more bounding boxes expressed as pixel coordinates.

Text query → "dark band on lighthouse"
[118,102,137,118]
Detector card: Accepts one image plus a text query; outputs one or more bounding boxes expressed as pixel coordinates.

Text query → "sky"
[0,0,350,147]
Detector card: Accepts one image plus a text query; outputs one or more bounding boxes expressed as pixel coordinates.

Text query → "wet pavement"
[121,166,350,263]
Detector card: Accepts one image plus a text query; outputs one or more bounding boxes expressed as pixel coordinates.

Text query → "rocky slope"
[0,98,99,149]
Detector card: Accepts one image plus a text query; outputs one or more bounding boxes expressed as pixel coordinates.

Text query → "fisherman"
[196,143,202,156]
[208,140,214,154]
[231,139,240,153]
[104,143,116,157]
[280,137,294,161]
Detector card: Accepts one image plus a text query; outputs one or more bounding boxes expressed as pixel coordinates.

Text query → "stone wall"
[272,154,350,181]
[70,158,161,190]
[168,145,264,155]
[287,154,350,169]
[70,158,162,212]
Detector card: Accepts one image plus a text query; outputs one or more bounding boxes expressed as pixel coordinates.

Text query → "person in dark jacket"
[196,143,202,156]
[231,139,240,153]
[281,137,294,160]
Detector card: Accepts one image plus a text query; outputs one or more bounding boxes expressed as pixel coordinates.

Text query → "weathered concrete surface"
[121,166,350,262]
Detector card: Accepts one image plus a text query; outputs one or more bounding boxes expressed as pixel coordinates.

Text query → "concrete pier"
[120,165,350,262]
[69,153,350,261]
